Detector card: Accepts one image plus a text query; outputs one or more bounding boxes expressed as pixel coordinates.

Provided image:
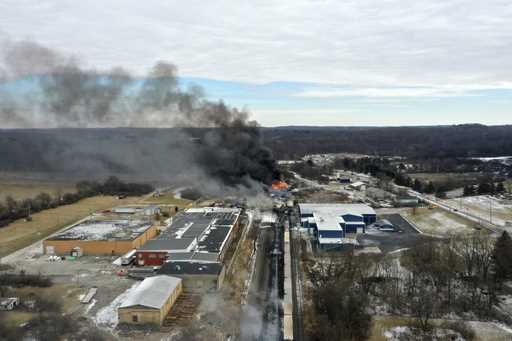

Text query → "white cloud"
[294,81,512,98]
[294,87,465,98]
[0,0,511,89]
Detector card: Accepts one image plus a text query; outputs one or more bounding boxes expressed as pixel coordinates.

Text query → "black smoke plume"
[0,38,278,190]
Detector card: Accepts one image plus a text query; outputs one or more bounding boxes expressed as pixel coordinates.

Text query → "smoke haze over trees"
[0,38,278,190]
[264,125,512,160]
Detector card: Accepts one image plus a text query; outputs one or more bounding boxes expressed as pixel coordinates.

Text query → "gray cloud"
[0,0,510,88]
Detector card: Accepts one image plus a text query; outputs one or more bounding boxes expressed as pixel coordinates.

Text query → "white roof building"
[299,203,376,249]
[120,275,181,309]
[298,203,376,217]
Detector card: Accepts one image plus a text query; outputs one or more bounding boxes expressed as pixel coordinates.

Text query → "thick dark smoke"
[0,38,278,190]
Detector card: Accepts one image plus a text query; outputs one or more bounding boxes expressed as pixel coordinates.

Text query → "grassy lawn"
[0,195,141,258]
[0,311,34,328]
[403,207,478,236]
[0,181,76,201]
[141,193,192,208]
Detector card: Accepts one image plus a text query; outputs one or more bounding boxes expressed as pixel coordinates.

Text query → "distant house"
[348,181,366,191]
[118,275,182,326]
[395,196,419,207]
[0,297,19,311]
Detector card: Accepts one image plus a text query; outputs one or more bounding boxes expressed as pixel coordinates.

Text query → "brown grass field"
[0,195,141,258]
[402,207,478,236]
[0,283,82,328]
[141,193,192,208]
[0,181,76,201]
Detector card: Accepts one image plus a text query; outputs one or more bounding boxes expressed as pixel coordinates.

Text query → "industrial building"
[111,205,161,216]
[43,219,157,256]
[118,275,182,326]
[299,203,376,250]
[136,207,240,266]
[157,261,225,293]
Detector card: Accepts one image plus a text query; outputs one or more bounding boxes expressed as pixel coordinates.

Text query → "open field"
[0,180,76,201]
[0,195,141,258]
[0,283,82,328]
[402,207,478,236]
[141,192,192,208]
[408,172,481,184]
[443,195,512,227]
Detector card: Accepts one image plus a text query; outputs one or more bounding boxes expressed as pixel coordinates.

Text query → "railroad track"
[289,213,305,341]
[161,293,201,331]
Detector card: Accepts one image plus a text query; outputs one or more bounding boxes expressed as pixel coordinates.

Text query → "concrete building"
[299,203,376,251]
[136,207,240,266]
[118,275,182,326]
[157,261,225,293]
[43,219,157,256]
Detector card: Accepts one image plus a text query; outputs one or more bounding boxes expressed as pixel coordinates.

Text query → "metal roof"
[138,238,196,252]
[138,207,240,254]
[48,219,152,241]
[119,275,181,310]
[158,261,223,276]
[298,203,376,216]
[313,212,343,231]
[299,203,375,232]
[165,252,219,262]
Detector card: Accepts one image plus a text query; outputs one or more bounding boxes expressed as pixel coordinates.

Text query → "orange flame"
[271,180,289,190]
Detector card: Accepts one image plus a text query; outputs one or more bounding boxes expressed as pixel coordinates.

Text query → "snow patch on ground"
[85,299,97,314]
[444,195,512,227]
[383,326,465,341]
[94,281,140,330]
[494,322,512,334]
[404,209,473,235]
[384,326,410,340]
[430,212,466,230]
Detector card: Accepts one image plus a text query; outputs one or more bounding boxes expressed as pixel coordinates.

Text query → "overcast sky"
[1,0,511,126]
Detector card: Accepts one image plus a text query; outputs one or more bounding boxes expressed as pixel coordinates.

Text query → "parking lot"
[359,213,435,253]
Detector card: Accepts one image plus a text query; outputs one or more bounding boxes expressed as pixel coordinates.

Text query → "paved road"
[406,189,499,234]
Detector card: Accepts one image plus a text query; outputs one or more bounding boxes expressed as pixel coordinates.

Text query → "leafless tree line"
[303,231,512,340]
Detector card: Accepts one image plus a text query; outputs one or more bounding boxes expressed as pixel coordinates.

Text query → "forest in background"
[1,125,511,179]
